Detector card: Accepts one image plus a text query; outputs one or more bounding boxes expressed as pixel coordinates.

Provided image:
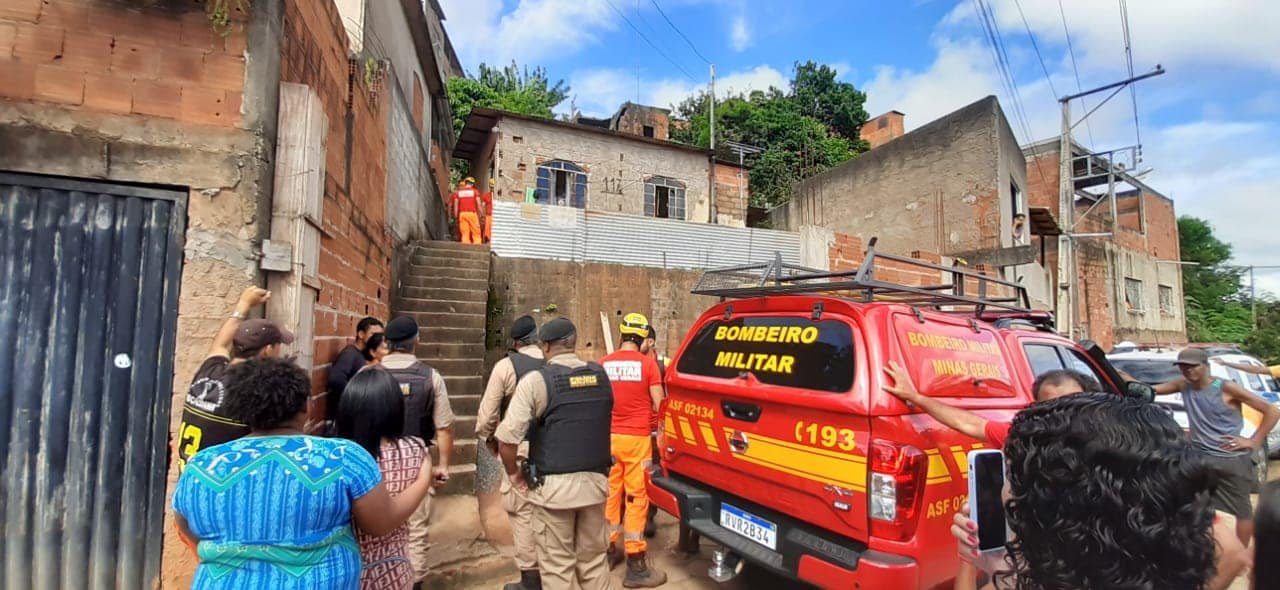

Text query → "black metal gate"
[0,172,185,589]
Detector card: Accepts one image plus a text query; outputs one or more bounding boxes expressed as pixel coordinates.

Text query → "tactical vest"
[386,361,437,444]
[528,363,613,475]
[500,351,546,420]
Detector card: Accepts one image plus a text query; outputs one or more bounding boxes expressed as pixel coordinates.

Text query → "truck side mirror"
[1125,381,1155,402]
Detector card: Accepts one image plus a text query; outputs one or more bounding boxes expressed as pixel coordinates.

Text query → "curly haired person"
[952,393,1236,590]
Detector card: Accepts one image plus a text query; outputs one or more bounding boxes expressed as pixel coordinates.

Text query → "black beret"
[511,315,537,341]
[539,317,576,343]
[385,316,420,342]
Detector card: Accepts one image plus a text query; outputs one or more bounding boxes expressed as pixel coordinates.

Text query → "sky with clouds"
[438,0,1280,293]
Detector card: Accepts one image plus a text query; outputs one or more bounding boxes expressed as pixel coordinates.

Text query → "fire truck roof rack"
[692,237,1036,317]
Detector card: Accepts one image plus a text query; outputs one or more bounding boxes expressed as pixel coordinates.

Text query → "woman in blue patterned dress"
[173,357,434,589]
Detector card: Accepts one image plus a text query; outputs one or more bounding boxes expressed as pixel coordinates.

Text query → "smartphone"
[967,449,1008,552]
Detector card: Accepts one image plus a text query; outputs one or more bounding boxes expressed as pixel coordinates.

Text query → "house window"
[1010,180,1023,218]
[1159,284,1175,315]
[535,160,587,208]
[1124,277,1145,312]
[644,176,686,220]
[643,125,655,138]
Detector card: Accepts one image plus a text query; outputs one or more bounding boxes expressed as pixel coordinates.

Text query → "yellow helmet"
[619,313,650,338]
[463,176,476,185]
[489,177,497,188]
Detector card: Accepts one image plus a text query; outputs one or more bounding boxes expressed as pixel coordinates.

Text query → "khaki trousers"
[502,483,538,570]
[532,502,614,590]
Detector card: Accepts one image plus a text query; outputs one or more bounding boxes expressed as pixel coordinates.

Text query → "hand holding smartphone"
[967,449,1008,553]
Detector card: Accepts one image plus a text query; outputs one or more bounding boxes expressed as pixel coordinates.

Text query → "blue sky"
[439,0,1280,292]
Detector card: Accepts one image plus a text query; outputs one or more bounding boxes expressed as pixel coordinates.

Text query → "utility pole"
[708,64,717,224]
[1056,65,1165,340]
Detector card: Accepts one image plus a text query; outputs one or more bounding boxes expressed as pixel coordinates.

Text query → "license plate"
[720,503,777,550]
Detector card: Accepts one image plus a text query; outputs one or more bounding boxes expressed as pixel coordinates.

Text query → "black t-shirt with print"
[175,356,251,471]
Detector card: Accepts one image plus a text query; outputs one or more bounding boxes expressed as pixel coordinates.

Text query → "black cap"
[539,318,576,343]
[511,315,537,341]
[385,316,420,342]
[234,319,295,352]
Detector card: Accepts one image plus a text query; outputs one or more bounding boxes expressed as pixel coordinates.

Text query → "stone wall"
[490,116,719,224]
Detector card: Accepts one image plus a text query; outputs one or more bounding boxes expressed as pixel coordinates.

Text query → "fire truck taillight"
[868,439,927,541]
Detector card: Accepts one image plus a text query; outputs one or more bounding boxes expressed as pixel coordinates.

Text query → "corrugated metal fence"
[0,173,185,589]
[489,200,802,268]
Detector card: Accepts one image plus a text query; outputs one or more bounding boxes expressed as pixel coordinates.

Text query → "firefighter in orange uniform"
[600,313,667,587]
[449,177,482,245]
[482,177,495,243]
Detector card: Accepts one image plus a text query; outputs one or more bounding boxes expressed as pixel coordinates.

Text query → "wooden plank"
[267,82,327,371]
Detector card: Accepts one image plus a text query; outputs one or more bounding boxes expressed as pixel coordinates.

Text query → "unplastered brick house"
[0,0,459,586]
[454,102,751,227]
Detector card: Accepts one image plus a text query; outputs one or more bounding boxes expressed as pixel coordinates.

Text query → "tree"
[447,62,570,139]
[1179,216,1251,343]
[668,62,869,209]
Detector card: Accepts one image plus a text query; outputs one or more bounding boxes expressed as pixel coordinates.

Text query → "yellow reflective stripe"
[664,415,678,440]
[677,416,698,446]
[721,428,867,491]
[698,422,721,452]
[949,445,970,477]
[924,448,952,484]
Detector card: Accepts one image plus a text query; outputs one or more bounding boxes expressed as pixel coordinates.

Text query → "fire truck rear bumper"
[652,474,919,589]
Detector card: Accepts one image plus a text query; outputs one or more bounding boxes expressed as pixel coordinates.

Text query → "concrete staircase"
[396,240,490,496]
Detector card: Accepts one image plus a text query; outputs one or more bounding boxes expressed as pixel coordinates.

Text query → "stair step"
[417,342,486,360]
[398,297,486,316]
[404,265,489,281]
[413,240,491,255]
[452,416,476,439]
[442,375,484,397]
[410,253,491,268]
[402,311,486,330]
[448,394,482,416]
[401,275,488,291]
[419,326,486,344]
[398,285,488,303]
[426,358,486,377]
[436,463,477,496]
[451,438,479,465]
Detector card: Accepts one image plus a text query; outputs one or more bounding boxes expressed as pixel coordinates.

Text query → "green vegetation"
[669,61,871,209]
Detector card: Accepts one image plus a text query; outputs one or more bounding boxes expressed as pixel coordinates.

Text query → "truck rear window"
[675,316,854,393]
[893,315,1017,398]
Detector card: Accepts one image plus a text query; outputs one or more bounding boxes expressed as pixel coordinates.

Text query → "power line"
[973,0,1046,185]
[1011,0,1058,98]
[649,0,712,65]
[1119,0,1142,148]
[604,0,698,82]
[1057,0,1096,148]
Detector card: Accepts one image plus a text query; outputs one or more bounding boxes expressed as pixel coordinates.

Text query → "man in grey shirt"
[1156,348,1280,544]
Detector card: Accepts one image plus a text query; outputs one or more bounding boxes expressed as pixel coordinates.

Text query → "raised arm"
[883,362,991,442]
[209,287,270,358]
[1214,359,1272,376]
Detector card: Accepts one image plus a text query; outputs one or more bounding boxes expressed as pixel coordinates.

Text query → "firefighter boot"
[502,569,542,590]
[607,542,624,570]
[623,552,667,588]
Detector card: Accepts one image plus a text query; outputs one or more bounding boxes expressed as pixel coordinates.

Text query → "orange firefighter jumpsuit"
[449,183,482,244]
[600,323,663,556]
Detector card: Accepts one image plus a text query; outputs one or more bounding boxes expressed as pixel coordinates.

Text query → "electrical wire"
[1057,0,1096,148]
[1119,0,1142,148]
[973,0,1046,186]
[1011,0,1058,98]
[604,0,699,83]
[649,0,712,65]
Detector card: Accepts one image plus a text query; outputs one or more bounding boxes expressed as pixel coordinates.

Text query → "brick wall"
[713,162,748,227]
[280,0,391,413]
[0,0,249,128]
[615,103,670,140]
[861,111,904,149]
